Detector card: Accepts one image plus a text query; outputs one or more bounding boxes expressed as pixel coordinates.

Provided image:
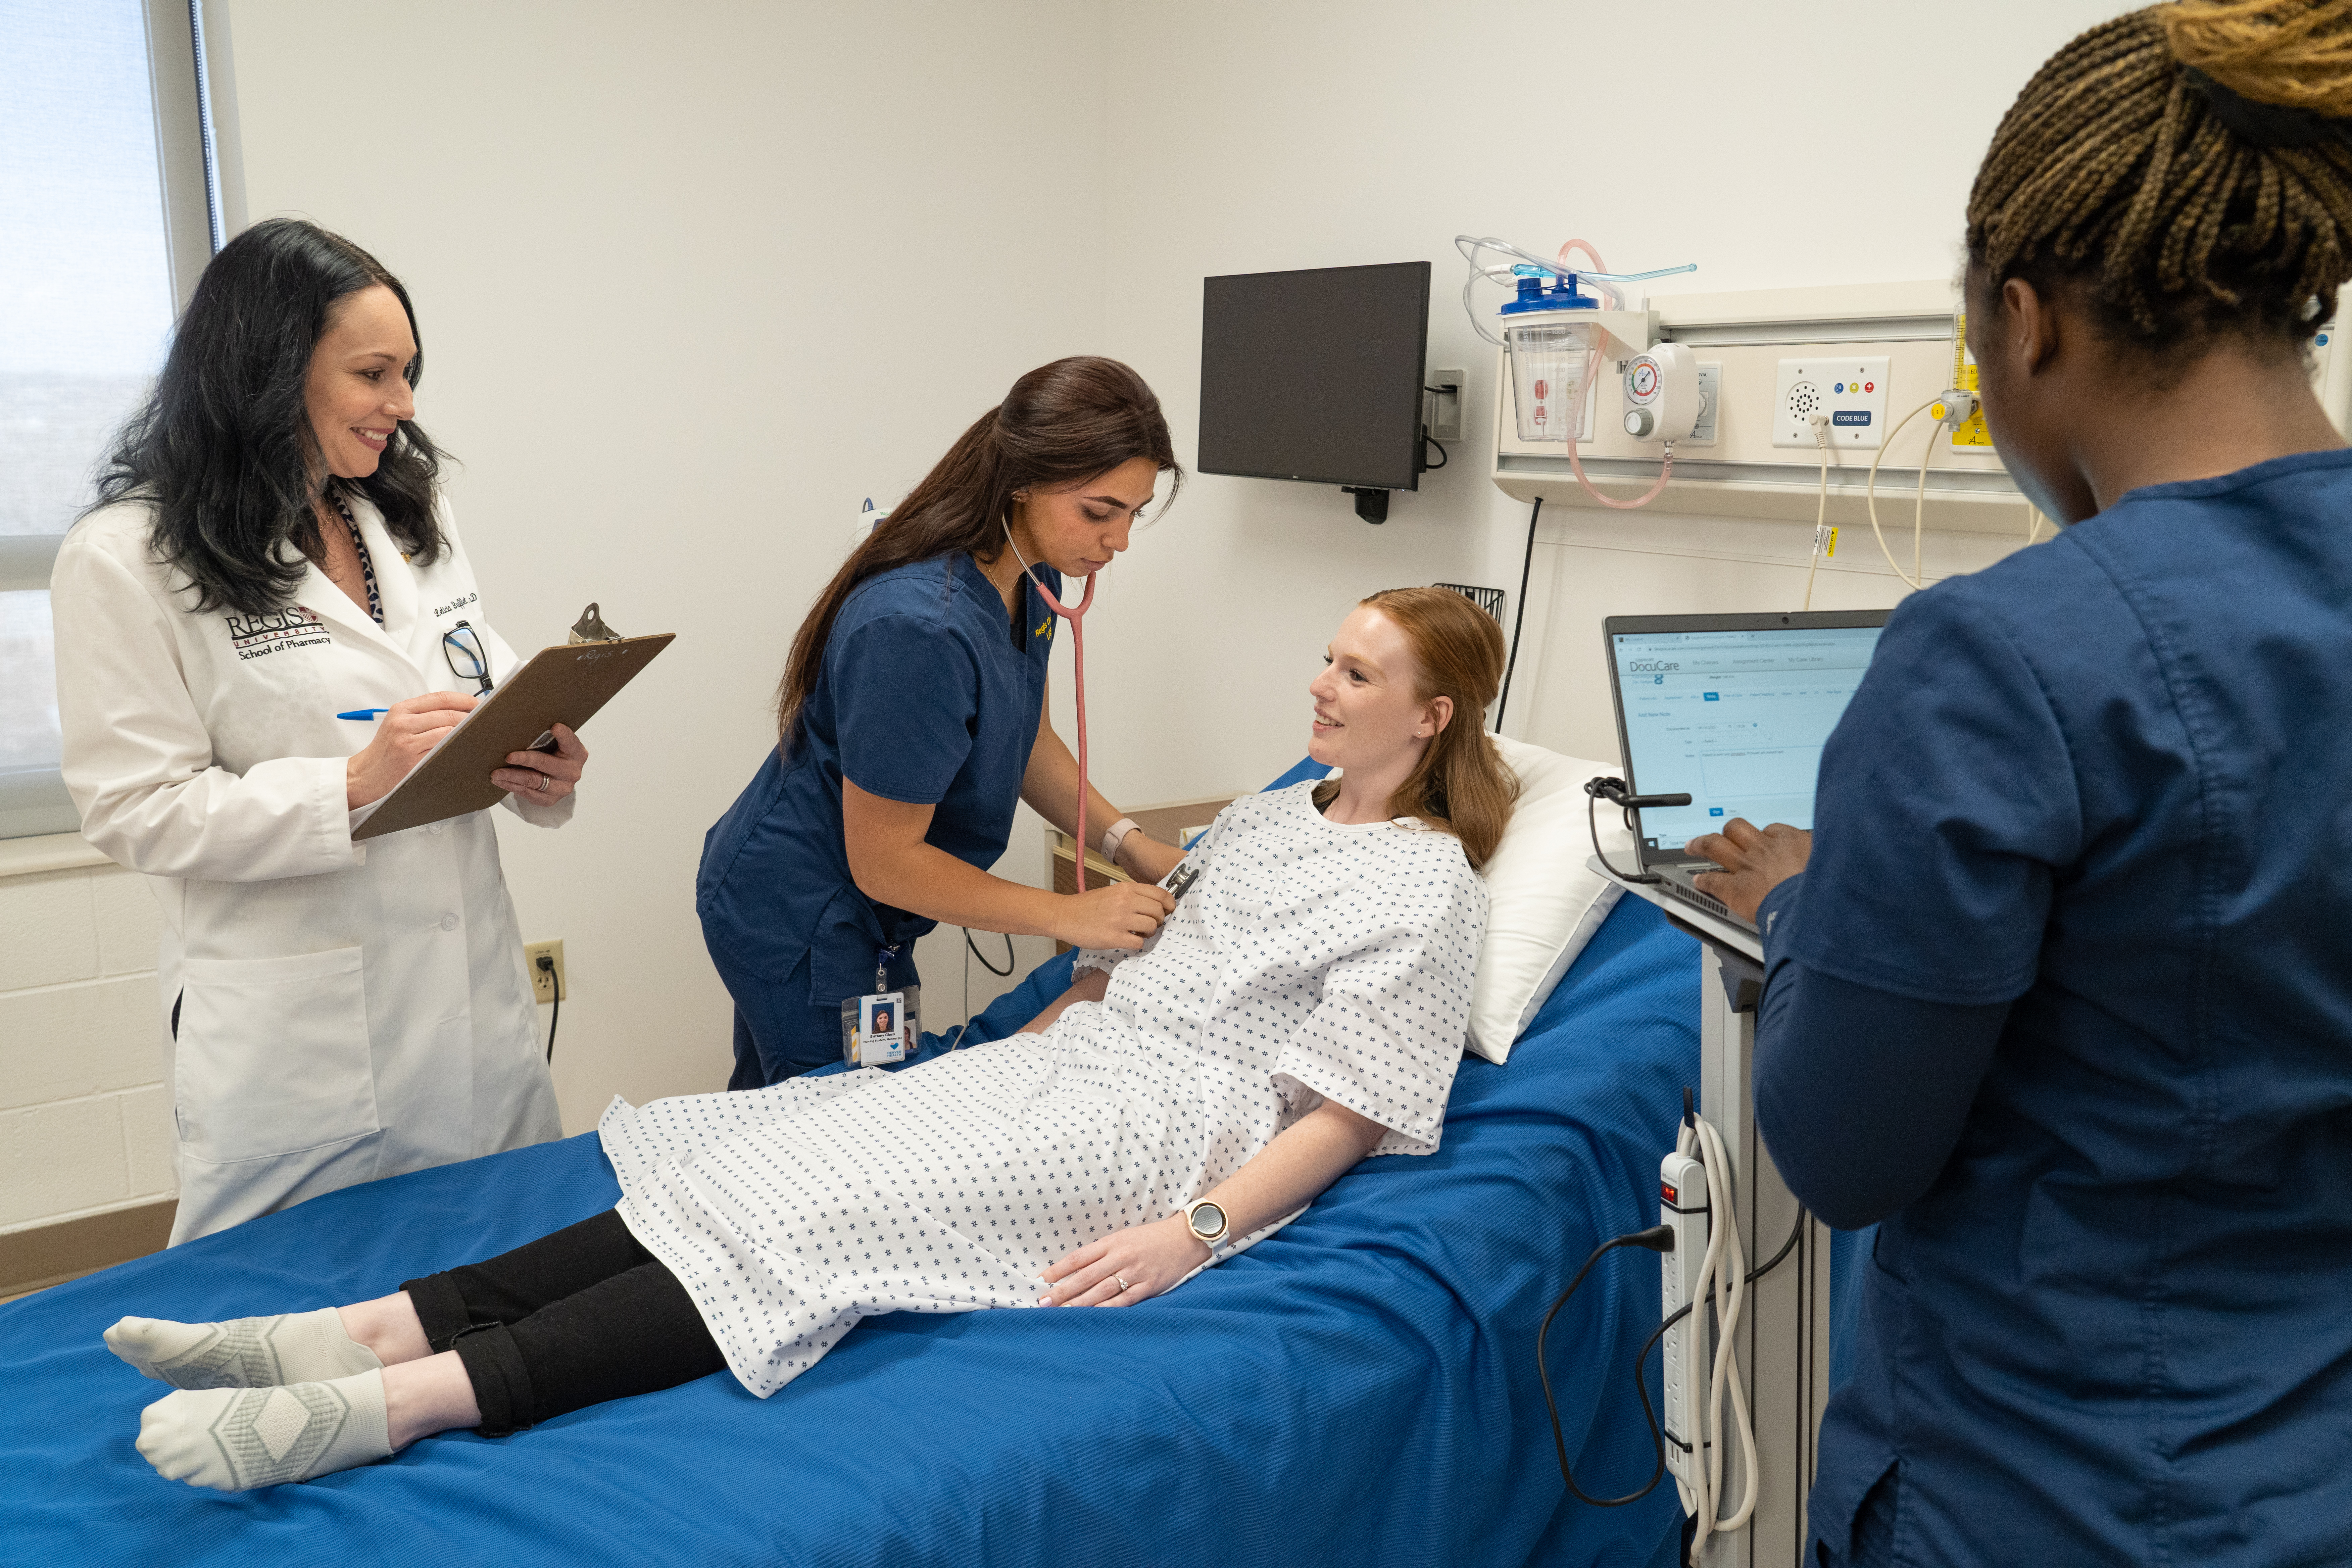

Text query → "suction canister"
[1501,267,1602,443]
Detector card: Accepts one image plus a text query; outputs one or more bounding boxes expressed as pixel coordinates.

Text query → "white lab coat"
[51,493,566,1243]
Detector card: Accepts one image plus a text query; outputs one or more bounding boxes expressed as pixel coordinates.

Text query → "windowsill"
[0,831,111,880]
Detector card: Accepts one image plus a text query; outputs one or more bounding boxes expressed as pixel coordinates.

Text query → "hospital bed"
[1,765,1709,1568]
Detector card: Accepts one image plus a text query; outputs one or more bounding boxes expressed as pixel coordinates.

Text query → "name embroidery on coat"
[226,606,332,661]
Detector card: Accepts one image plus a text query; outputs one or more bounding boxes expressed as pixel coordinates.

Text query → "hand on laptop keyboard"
[1682,818,1813,924]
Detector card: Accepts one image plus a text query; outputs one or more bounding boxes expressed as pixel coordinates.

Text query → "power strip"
[1659,1148,1713,1515]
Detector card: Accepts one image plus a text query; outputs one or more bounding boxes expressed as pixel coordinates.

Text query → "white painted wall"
[1076,0,2125,794]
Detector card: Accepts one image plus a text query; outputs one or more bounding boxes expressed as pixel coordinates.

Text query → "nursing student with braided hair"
[1685,4,2352,1564]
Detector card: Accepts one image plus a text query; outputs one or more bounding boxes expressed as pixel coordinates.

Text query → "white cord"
[2024,501,2043,544]
[1680,1114,1759,1552]
[1865,399,1939,590]
[1911,419,1934,587]
[1799,421,1830,611]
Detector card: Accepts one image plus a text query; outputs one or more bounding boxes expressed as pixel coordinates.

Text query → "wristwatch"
[1101,816,1142,866]
[1181,1197,1232,1263]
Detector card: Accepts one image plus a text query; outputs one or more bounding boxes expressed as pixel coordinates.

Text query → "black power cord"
[1496,497,1541,728]
[1538,1197,1810,1508]
[1580,776,1692,887]
[1540,1225,1677,1506]
[536,952,560,1064]
[1422,383,1461,474]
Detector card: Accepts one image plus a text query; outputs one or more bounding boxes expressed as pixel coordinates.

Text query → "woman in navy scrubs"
[700,357,1188,1086]
[1690,5,2352,1563]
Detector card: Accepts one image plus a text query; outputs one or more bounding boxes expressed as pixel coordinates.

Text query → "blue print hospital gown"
[598,783,1486,1396]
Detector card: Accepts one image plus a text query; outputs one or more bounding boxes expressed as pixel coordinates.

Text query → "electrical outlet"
[1426,367,1467,442]
[525,939,566,1003]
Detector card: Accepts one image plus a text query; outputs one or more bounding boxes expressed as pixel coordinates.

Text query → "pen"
[335,707,391,721]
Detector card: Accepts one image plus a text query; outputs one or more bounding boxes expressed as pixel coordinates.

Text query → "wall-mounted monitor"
[1198,261,1432,521]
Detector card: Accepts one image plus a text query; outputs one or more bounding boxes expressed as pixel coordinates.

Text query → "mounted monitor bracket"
[1341,487,1390,524]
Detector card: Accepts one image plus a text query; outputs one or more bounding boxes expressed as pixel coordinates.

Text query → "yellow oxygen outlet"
[1946,320,1994,447]
[525,940,567,1003]
[1931,390,1979,426]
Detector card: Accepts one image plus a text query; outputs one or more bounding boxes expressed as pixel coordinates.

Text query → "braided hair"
[1967,0,2352,360]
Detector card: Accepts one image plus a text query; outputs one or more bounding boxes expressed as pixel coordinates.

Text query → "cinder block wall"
[0,849,174,1236]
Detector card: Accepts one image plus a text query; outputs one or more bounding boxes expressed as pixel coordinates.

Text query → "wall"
[0,842,173,1243]
[212,0,1108,1131]
[1077,0,2123,795]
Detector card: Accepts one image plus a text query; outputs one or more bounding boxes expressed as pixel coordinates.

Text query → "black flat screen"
[1197,261,1431,492]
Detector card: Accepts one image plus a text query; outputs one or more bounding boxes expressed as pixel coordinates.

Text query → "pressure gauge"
[1622,343,1701,444]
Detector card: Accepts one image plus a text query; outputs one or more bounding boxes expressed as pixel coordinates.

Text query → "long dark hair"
[775,355,1180,745]
[1968,0,2352,359]
[91,217,448,617]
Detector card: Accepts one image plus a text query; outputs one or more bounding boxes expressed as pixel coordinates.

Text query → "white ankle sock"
[136,1369,391,1490]
[105,1307,382,1390]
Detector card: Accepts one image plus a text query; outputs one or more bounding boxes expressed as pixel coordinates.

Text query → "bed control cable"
[1537,1101,1806,1531]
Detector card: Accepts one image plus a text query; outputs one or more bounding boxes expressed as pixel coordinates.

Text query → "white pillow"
[1463,734,1634,1064]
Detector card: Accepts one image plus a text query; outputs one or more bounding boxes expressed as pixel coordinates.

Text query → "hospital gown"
[598,782,1486,1397]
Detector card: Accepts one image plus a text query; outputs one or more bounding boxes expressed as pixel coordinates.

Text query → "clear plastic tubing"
[1454,235,1697,345]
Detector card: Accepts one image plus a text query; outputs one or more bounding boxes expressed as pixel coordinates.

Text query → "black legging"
[400,1211,725,1436]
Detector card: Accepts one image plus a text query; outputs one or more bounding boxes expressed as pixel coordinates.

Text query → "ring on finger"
[1114,1274,1130,1294]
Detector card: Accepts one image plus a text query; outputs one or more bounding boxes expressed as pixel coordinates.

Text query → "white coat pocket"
[175,947,382,1164]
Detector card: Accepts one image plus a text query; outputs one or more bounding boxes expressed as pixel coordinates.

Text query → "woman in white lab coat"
[51,219,585,1243]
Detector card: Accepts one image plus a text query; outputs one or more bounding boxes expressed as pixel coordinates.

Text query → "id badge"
[840,986,917,1067]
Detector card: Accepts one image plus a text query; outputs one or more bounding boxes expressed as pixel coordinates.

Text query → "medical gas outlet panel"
[1490,279,2352,532]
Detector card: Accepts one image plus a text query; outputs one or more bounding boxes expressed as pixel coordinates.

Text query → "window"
[0,0,218,838]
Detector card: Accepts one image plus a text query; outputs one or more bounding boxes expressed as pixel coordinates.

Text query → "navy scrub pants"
[714,948,843,1088]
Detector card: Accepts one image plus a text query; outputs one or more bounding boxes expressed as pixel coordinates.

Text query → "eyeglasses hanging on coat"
[444,621,492,694]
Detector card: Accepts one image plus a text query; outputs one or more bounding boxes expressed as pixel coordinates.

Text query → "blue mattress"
[0,896,1702,1568]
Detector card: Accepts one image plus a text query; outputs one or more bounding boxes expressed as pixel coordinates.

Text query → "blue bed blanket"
[0,898,1700,1568]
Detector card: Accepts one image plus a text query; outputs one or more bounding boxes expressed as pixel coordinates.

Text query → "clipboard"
[352,632,675,841]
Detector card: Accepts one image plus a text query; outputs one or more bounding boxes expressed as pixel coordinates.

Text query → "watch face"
[1190,1202,1226,1241]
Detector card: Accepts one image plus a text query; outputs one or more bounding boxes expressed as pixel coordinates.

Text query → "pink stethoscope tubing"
[1003,523,1101,891]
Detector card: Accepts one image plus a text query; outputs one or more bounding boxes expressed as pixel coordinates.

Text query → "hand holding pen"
[342,692,476,810]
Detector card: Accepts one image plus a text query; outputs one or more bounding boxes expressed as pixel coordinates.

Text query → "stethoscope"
[1001,517,1101,891]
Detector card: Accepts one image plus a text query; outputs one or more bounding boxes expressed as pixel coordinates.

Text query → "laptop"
[1600,609,1891,932]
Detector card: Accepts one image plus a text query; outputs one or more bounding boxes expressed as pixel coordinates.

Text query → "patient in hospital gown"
[603,779,1484,1393]
[106,586,1519,1491]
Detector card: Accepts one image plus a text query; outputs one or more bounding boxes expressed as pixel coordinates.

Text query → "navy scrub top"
[1761,448,2352,1565]
[698,552,1058,1009]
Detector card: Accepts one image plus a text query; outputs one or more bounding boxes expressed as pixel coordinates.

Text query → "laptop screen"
[1610,623,1885,853]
